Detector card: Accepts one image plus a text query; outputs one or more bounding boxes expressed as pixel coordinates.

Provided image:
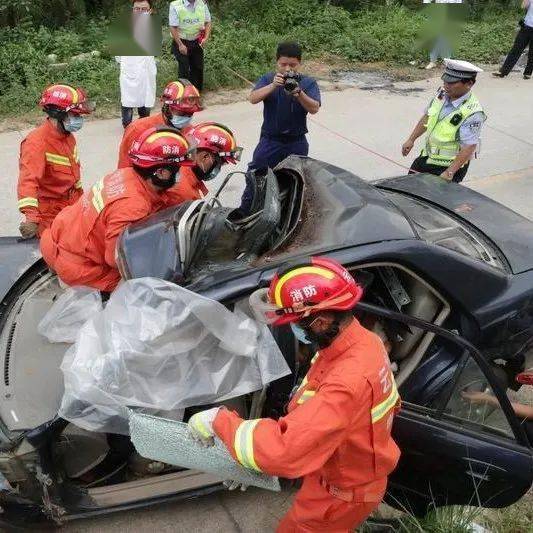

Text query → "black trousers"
[121,106,150,129]
[500,24,533,76]
[172,39,204,91]
[409,155,469,183]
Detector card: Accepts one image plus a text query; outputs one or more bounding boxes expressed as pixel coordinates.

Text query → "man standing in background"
[169,0,212,91]
[239,41,320,214]
[402,59,486,183]
[493,0,533,80]
[115,0,158,128]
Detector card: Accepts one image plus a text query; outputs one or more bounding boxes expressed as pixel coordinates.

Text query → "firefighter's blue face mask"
[63,113,84,132]
[290,323,312,345]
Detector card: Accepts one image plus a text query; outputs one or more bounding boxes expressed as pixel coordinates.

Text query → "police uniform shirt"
[255,73,321,137]
[424,90,485,149]
[169,0,211,38]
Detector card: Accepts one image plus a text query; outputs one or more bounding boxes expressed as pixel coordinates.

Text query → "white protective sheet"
[38,287,103,344]
[59,278,291,434]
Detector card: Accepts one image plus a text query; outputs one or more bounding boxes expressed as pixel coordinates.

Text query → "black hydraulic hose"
[356,301,530,446]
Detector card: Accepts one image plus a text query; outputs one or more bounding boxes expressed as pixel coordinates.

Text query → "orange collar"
[318,318,361,362]
[43,117,71,141]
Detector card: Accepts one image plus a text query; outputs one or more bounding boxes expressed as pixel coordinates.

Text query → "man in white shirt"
[116,0,157,128]
[494,0,533,80]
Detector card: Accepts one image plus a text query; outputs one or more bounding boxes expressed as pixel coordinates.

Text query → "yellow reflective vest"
[170,0,208,40]
[422,92,485,167]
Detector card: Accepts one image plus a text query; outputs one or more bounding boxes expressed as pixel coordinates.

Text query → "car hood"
[377,174,533,274]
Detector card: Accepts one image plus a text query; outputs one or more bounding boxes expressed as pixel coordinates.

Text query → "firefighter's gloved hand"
[188,407,220,447]
[223,480,248,492]
[19,221,39,239]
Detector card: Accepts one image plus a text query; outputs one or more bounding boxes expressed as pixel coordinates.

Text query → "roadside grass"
[0,2,521,120]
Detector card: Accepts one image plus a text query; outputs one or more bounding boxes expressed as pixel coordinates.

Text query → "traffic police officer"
[402,59,486,183]
[169,0,212,91]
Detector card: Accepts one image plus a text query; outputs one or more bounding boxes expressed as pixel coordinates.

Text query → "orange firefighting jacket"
[18,119,82,227]
[214,319,401,489]
[40,167,173,292]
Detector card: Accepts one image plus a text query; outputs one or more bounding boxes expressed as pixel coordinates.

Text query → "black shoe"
[524,74,531,80]
[492,72,505,78]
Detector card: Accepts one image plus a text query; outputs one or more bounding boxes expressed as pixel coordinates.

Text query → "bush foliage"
[0,0,521,118]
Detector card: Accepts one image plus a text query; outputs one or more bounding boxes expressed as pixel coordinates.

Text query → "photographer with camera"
[240,41,321,214]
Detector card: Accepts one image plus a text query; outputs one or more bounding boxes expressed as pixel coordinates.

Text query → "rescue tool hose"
[355,301,529,445]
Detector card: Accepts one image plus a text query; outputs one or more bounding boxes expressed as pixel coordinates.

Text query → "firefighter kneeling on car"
[188,257,401,532]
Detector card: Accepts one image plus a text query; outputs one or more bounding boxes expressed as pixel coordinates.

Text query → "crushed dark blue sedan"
[0,156,531,527]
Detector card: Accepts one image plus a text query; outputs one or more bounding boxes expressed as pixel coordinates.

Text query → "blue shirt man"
[240,42,321,213]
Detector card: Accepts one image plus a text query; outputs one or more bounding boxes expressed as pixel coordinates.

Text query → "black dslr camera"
[283,71,301,93]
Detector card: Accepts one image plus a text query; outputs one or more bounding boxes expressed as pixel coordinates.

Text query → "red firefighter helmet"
[161,80,203,115]
[39,84,95,114]
[187,122,243,164]
[249,257,364,326]
[128,127,195,169]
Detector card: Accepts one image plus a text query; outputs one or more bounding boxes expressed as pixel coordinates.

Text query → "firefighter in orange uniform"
[189,257,401,532]
[17,84,94,239]
[117,79,202,169]
[40,127,194,292]
[170,121,243,204]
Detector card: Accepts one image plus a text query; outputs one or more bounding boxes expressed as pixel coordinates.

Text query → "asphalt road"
[0,69,531,531]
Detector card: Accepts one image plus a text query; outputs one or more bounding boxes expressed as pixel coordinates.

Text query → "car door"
[387,342,533,516]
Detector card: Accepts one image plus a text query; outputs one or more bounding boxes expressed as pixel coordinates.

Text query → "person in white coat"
[116,0,157,128]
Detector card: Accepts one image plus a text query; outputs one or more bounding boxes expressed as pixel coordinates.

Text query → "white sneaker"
[425,62,436,70]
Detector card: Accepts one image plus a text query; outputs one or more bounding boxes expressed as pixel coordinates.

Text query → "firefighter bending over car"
[40,127,194,292]
[189,257,401,533]
[17,84,94,239]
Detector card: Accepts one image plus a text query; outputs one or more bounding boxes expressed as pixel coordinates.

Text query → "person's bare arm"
[294,90,320,114]
[249,72,284,104]
[203,22,212,42]
[462,390,533,420]
[522,1,530,10]
[170,26,187,55]
[402,115,428,156]
[441,145,476,181]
